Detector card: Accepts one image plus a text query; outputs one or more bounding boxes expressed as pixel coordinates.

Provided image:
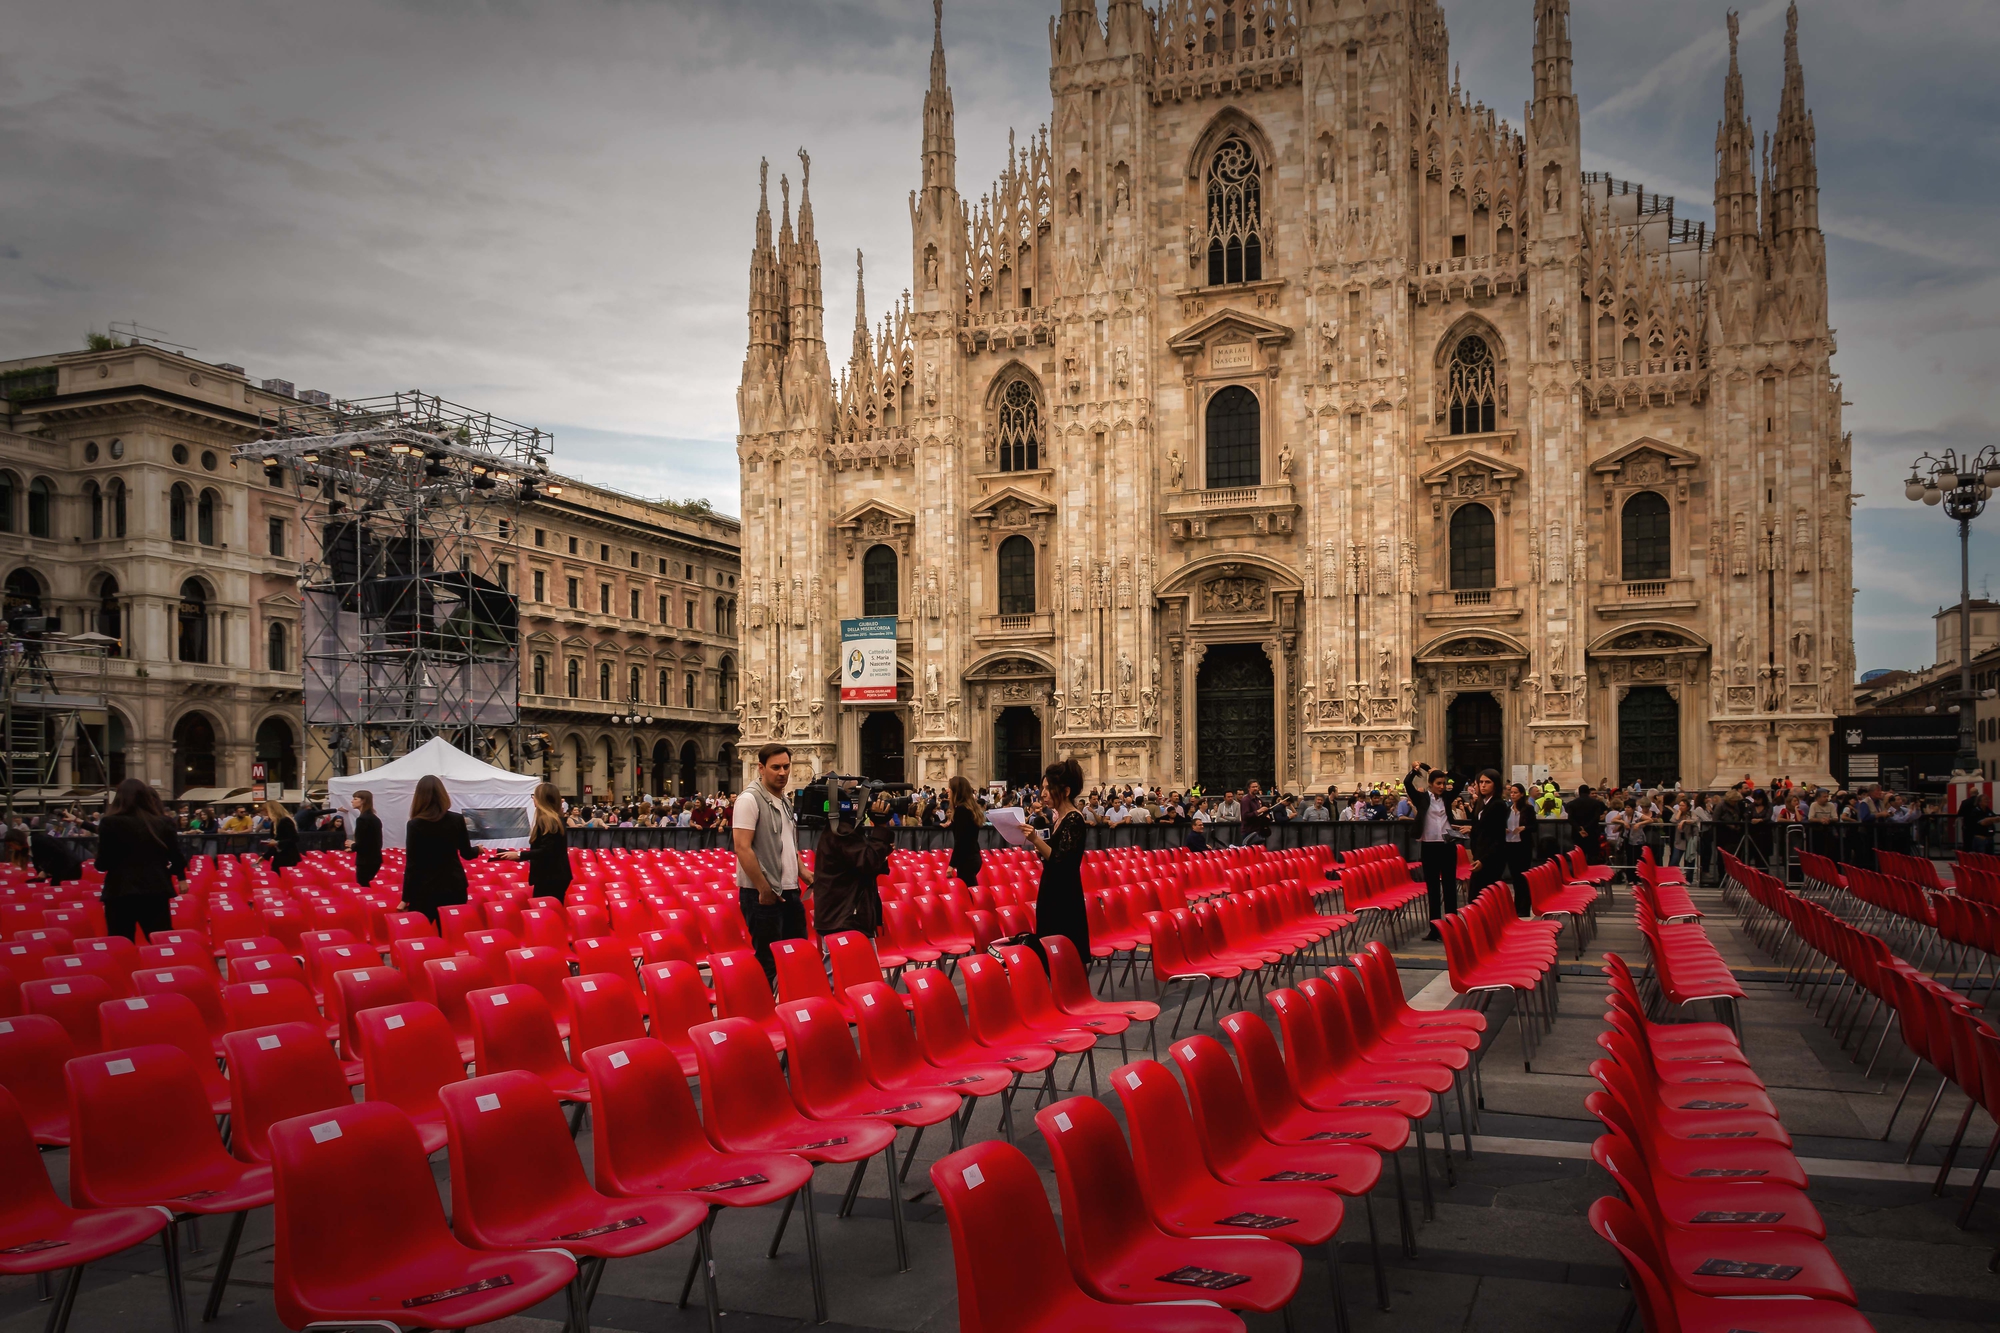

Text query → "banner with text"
[840,616,899,703]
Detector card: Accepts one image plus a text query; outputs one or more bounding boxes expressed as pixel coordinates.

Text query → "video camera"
[793,774,914,830]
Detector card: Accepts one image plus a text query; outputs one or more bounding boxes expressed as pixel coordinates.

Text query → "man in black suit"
[1404,763,1462,941]
[1463,769,1512,899]
[1568,784,1608,865]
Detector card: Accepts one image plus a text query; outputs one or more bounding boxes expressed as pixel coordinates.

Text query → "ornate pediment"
[1419,449,1524,516]
[1591,437,1699,503]
[834,501,916,558]
[1196,565,1271,619]
[968,486,1057,548]
[1415,630,1529,662]
[1165,307,1294,355]
[1588,622,1710,656]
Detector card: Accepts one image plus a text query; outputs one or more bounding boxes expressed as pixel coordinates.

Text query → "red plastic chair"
[962,953,1098,1094]
[42,949,137,1001]
[331,964,415,1062]
[0,1013,75,1145]
[466,984,590,1108]
[504,946,575,1039]
[775,940,854,1022]
[98,995,231,1115]
[847,981,1014,1127]
[929,1139,1247,1333]
[353,1001,465,1154]
[221,974,334,1042]
[563,971,646,1070]
[65,1044,273,1323]
[1036,1074,1303,1318]
[68,935,141,983]
[1042,935,1159,1053]
[462,928,522,977]
[423,955,496,1064]
[268,1101,577,1330]
[905,967,1056,1135]
[229,951,309,989]
[778,995,960,1165]
[0,1086,173,1333]
[440,1070,707,1326]
[826,930,906,993]
[222,1022,354,1164]
[692,1016,906,1313]
[639,960,714,1078]
[21,975,110,1055]
[997,944,1130,1054]
[710,949,788,1052]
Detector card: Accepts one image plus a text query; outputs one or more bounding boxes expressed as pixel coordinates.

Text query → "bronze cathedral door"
[1196,644,1274,794]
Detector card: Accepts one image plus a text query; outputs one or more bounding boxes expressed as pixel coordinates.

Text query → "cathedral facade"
[734,0,1853,795]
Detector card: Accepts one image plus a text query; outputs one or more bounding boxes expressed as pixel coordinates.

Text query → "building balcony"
[1163,483,1298,541]
[974,611,1056,644]
[1594,577,1700,618]
[1422,585,1522,624]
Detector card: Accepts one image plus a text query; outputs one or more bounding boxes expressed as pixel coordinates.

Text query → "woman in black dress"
[945,775,984,891]
[261,800,301,871]
[1022,758,1089,965]
[94,778,187,939]
[400,775,481,923]
[497,782,572,902]
[1502,781,1539,917]
[350,790,383,887]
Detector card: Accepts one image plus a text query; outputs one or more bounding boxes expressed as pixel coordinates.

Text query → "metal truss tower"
[239,391,555,773]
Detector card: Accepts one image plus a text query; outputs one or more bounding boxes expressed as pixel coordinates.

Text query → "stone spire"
[1526,0,1580,241]
[850,249,870,371]
[1767,2,1818,242]
[746,158,782,359]
[780,148,830,426]
[920,0,957,217]
[1712,11,1759,250]
[1530,0,1575,124]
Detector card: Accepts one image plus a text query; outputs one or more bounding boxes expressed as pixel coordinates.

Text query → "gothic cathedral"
[734,0,1852,795]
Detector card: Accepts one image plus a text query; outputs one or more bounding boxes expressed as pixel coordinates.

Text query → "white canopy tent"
[325,736,538,850]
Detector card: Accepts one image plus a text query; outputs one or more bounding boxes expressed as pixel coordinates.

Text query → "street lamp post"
[612,713,655,802]
[1906,446,2000,778]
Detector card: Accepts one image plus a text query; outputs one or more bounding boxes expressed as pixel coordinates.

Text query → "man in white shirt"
[731,743,810,979]
[1217,794,1242,822]
[1405,762,1462,941]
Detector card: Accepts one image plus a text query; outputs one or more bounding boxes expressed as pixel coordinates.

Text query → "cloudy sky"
[2,0,1993,673]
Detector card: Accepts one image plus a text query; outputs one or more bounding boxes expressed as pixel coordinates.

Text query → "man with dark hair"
[731,743,811,980]
[1568,784,1608,865]
[1404,762,1461,941]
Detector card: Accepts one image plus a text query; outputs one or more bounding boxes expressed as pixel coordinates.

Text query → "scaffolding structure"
[0,631,114,815]
[239,391,554,773]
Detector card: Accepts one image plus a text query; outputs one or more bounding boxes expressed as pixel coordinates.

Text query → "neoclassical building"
[735,0,1852,793]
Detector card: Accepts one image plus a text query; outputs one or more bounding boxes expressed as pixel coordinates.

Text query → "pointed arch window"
[1205,135,1264,286]
[177,579,210,664]
[171,484,191,542]
[1446,335,1496,435]
[26,478,52,538]
[196,488,217,546]
[996,379,1041,472]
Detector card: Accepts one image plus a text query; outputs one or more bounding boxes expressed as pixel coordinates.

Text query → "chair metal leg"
[1906,1076,1952,1163]
[41,1264,84,1333]
[765,1191,795,1258]
[200,1210,247,1323]
[695,1209,722,1333]
[1362,1190,1390,1311]
[899,1123,925,1184]
[836,1158,868,1219]
[798,1177,829,1325]
[1935,1102,1978,1195]
[1324,1236,1353,1333]
[883,1143,912,1273]
[1956,1132,2000,1229]
[1392,1149,1416,1258]
[160,1222,188,1333]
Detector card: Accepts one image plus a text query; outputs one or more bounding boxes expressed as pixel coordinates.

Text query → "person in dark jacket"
[400,774,481,922]
[945,775,984,890]
[349,790,383,887]
[1568,785,1608,865]
[496,782,572,902]
[261,800,301,870]
[6,823,84,884]
[1502,781,1540,916]
[1022,758,1090,966]
[812,786,895,937]
[94,778,188,939]
[1463,770,1513,900]
[1404,763,1463,940]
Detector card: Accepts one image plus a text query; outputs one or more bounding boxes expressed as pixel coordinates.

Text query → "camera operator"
[812,782,898,938]
[731,743,811,981]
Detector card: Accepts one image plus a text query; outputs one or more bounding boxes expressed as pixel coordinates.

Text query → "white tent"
[325,736,539,850]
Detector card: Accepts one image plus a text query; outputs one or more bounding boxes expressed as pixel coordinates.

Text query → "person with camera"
[732,743,811,982]
[1022,757,1090,965]
[813,783,896,938]
[1403,762,1461,941]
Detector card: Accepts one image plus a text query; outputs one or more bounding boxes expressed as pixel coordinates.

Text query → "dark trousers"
[1466,856,1507,906]
[104,894,172,941]
[1418,841,1458,928]
[1506,842,1534,917]
[740,887,807,982]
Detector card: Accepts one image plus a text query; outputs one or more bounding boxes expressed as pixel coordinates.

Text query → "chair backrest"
[0,1085,68,1217]
[229,952,308,989]
[689,1017,800,1148]
[905,967,977,1061]
[423,955,496,1041]
[1039,935,1099,1014]
[467,984,570,1079]
[1169,1032,1263,1169]
[994,946,1068,1028]
[65,1043,232,1208]
[580,1038,712,1193]
[266,1101,480,1331]
[1108,1059,1215,1216]
[928,1140,1086,1333]
[959,955,1027,1044]
[1033,1092,1157,1275]
[776,996,869,1113]
[43,948,136,1001]
[1218,1010,1307,1131]
[773,941,837,1009]
[847,981,927,1082]
[22,975,110,1054]
[1585,1195,1678,1333]
[505,948,574,1024]
[330,965,414,1054]
[0,1014,74,1143]
[98,994,220,1090]
[564,972,647,1068]
[223,1021,353,1163]
[439,1070,593,1248]
[710,950,778,1025]
[825,931,889,997]
[354,1002,465,1123]
[221,976,324,1036]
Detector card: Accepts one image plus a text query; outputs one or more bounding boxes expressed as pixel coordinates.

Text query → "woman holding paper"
[946,775,985,890]
[1022,757,1089,965]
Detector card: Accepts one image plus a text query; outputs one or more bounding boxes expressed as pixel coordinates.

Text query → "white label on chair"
[490,994,509,1006]
[106,1058,135,1075]
[126,998,149,1010]
[336,948,352,957]
[385,1015,406,1030]
[609,1050,631,1068]
[476,1093,501,1112]
[581,980,598,993]
[310,1120,342,1143]
[1181,1046,1196,1061]
[439,961,457,971]
[720,957,733,967]
[961,1163,985,1188]
[915,978,929,990]
[862,994,876,1008]
[1053,1112,1072,1132]
[88,942,108,953]
[0,1021,11,1033]
[1125,1072,1142,1089]
[795,1008,812,1022]
[249,983,269,995]
[57,957,79,968]
[708,1030,727,1045]
[258,1032,283,1050]
[781,944,794,954]
[51,983,71,995]
[252,960,273,972]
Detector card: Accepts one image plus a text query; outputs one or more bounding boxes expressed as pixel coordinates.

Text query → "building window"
[566,658,580,697]
[109,480,126,538]
[267,621,289,672]
[863,544,899,617]
[720,656,737,710]
[629,551,639,568]
[1446,335,1497,435]
[1449,503,1497,590]
[723,599,736,635]
[658,594,668,623]
[177,579,209,664]
[598,661,611,700]
[94,574,121,651]
[628,665,641,701]
[170,484,190,541]
[630,588,640,619]
[568,536,578,555]
[566,577,579,609]
[1621,491,1672,582]
[534,528,546,547]
[685,599,697,629]
[533,654,547,694]
[496,564,510,593]
[1204,385,1261,489]
[1205,135,1264,286]
[658,558,667,575]
[684,672,697,709]
[598,584,610,614]
[196,489,217,546]
[997,380,1042,471]
[0,473,13,533]
[26,478,53,539]
[268,516,286,556]
[87,482,103,539]
[998,535,1036,615]
[533,570,546,602]
[599,543,609,562]
[659,668,670,704]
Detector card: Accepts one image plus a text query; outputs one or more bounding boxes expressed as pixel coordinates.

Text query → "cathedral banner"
[840,616,898,703]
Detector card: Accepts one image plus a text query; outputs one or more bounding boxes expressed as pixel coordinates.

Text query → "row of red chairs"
[1143,886,1351,1037]
[1523,857,1601,957]
[1435,883,1562,1071]
[1586,952,1873,1332]
[1632,875,1745,1040]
